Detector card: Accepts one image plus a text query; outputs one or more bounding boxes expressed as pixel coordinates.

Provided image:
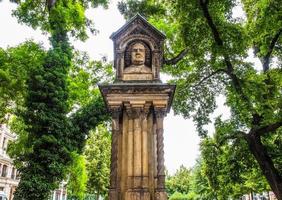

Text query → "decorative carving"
[109,107,121,190]
[100,84,176,98]
[141,104,150,120]
[110,14,165,82]
[154,107,167,118]
[155,107,167,189]
[109,189,118,200]
[110,107,122,120]
[125,106,142,119]
[155,190,168,200]
[156,126,165,189]
[100,14,176,200]
[130,27,150,37]
[124,41,151,72]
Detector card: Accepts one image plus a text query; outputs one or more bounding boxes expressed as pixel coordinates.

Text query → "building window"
[1,165,7,177]
[0,187,3,191]
[2,137,6,151]
[55,191,60,200]
[16,171,20,180]
[11,168,15,179]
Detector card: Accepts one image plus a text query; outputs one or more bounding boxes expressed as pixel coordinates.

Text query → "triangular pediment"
[110,13,166,41]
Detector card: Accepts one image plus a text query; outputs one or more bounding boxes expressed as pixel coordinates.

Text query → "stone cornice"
[99,83,176,113]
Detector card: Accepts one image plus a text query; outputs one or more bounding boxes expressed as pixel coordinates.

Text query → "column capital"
[125,105,142,119]
[109,106,122,120]
[154,107,167,118]
[141,103,151,120]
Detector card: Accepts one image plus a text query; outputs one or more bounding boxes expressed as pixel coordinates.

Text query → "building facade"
[50,181,67,200]
[0,124,19,200]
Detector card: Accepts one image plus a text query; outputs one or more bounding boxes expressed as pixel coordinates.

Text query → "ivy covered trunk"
[13,4,73,200]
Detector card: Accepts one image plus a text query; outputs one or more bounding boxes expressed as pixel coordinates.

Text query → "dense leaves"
[67,152,88,200]
[200,134,269,199]
[165,162,215,200]
[166,165,191,197]
[119,0,282,198]
[0,41,46,122]
[11,0,108,40]
[84,123,111,199]
[1,0,112,199]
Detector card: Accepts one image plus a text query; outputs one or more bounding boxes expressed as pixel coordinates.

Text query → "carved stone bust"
[110,14,166,82]
[124,42,151,74]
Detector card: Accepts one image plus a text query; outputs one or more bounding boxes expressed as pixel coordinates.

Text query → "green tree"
[166,165,191,197]
[118,0,282,198]
[169,192,189,200]
[1,0,111,199]
[188,159,216,200]
[67,153,88,200]
[200,134,269,199]
[0,41,46,122]
[84,123,111,199]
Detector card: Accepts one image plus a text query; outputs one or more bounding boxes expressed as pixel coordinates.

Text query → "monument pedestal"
[155,190,168,200]
[100,84,175,200]
[125,190,150,200]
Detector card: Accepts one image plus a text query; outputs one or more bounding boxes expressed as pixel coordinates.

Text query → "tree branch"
[164,48,189,65]
[263,29,282,72]
[199,0,253,109]
[252,121,282,137]
[69,96,110,152]
[193,69,227,87]
[46,0,56,11]
[199,0,223,47]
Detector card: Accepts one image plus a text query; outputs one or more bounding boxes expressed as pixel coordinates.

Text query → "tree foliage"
[67,153,88,200]
[119,0,282,198]
[1,0,112,199]
[10,0,108,41]
[0,41,46,122]
[84,123,111,199]
[200,134,269,199]
[188,160,215,200]
[166,165,191,197]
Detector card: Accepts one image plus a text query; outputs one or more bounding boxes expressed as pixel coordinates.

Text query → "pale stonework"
[100,14,175,200]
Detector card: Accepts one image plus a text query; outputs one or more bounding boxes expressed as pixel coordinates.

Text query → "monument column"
[154,107,167,200]
[141,104,150,189]
[99,13,175,200]
[109,106,121,200]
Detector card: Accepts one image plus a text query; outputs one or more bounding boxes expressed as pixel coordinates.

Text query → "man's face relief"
[131,43,146,65]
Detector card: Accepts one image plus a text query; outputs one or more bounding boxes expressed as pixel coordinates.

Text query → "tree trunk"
[246,133,282,200]
[250,192,253,200]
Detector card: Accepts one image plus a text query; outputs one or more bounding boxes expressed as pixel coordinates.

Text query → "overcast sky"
[0,0,240,174]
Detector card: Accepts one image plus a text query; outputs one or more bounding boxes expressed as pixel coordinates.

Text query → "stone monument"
[99,14,175,200]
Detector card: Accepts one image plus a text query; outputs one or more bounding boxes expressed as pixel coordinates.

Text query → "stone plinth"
[99,84,175,200]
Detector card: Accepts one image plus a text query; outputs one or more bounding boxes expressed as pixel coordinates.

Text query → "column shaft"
[109,107,121,200]
[155,108,166,189]
[127,112,134,188]
[142,109,149,188]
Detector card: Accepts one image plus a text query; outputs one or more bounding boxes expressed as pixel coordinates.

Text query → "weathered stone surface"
[155,190,168,200]
[125,190,151,200]
[99,13,174,200]
[110,14,165,82]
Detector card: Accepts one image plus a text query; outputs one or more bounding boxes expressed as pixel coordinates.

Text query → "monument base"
[155,190,168,200]
[109,189,118,200]
[125,190,150,200]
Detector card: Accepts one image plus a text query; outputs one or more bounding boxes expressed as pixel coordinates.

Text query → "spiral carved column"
[154,107,167,200]
[109,107,121,200]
